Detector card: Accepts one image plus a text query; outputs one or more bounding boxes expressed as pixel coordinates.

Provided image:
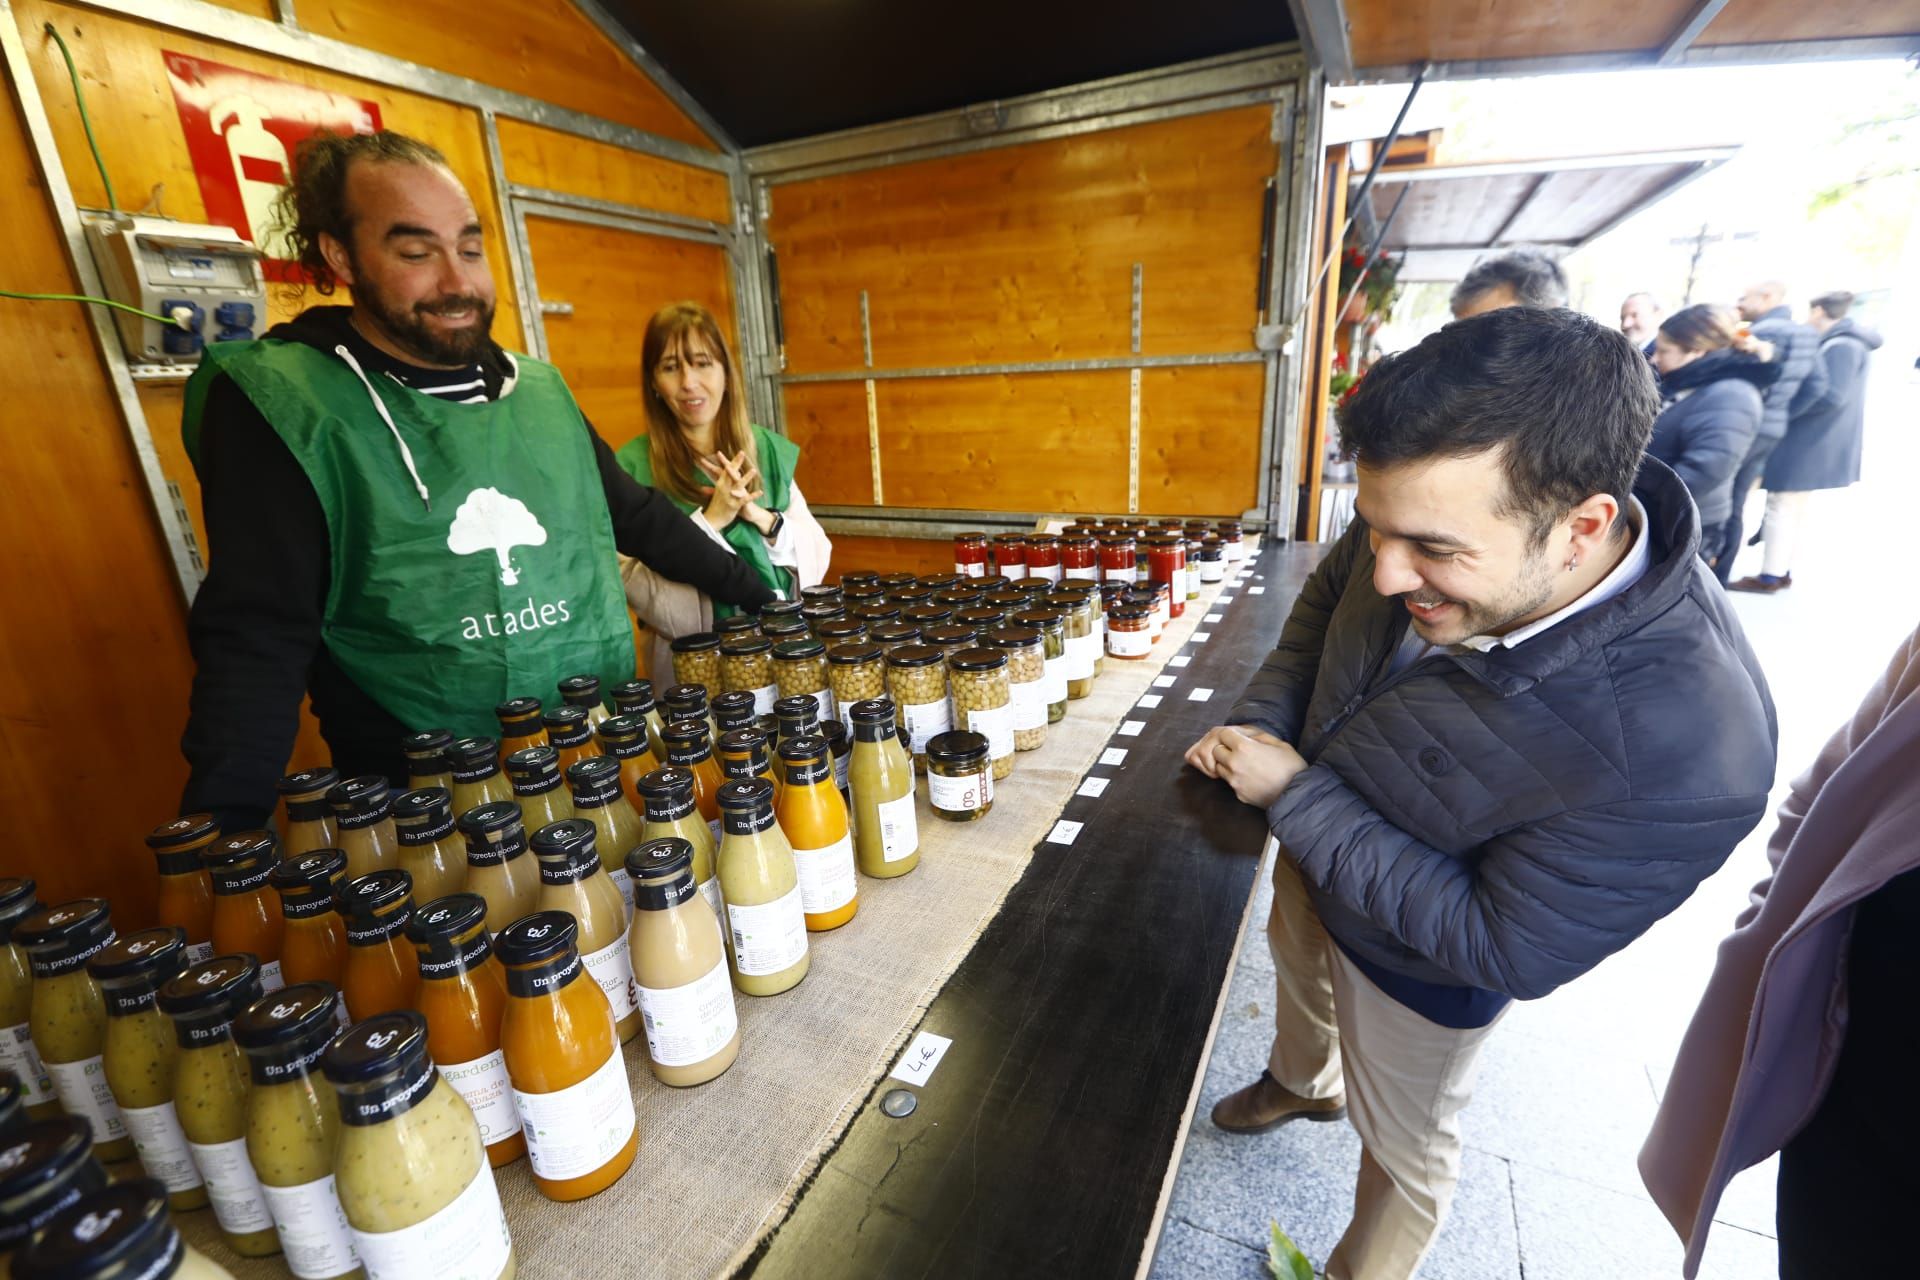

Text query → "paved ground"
[1149,362,1919,1280]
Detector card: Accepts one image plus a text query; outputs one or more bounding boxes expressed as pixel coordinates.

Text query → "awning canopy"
[1362,148,1738,282]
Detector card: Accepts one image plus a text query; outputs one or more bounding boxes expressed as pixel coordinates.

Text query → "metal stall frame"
[741,45,1319,544]
[2,0,761,603]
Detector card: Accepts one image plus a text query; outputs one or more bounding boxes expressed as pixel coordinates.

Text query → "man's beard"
[355,275,495,367]
[1406,542,1560,644]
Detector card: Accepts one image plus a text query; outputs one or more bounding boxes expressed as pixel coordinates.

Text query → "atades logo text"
[461,598,572,641]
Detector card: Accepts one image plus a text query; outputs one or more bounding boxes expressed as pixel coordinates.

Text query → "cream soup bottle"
[503,746,573,832]
[527,821,640,1045]
[624,839,738,1087]
[714,780,809,997]
[636,768,723,923]
[454,802,540,937]
[390,788,467,906]
[277,769,340,859]
[325,778,399,881]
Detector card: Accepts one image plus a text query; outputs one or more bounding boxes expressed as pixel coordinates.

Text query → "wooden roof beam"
[1658,0,1736,65]
[1288,0,1356,84]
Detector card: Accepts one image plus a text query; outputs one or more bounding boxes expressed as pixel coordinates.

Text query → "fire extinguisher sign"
[163,52,383,283]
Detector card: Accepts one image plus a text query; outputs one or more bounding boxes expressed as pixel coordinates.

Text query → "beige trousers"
[1264,845,1504,1280]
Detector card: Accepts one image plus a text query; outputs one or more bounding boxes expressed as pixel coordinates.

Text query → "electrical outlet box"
[83,212,266,366]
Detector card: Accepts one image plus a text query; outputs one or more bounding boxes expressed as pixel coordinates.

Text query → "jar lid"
[322,1009,428,1085]
[232,982,340,1052]
[773,638,826,660]
[670,631,722,654]
[889,587,934,606]
[853,605,901,623]
[609,679,656,710]
[1111,605,1154,621]
[14,900,111,952]
[801,604,848,624]
[494,696,542,721]
[930,590,982,608]
[270,848,347,892]
[1012,608,1066,629]
[885,643,943,669]
[847,697,898,725]
[392,786,453,823]
[868,623,920,647]
[1060,532,1096,546]
[558,674,602,701]
[204,830,276,870]
[637,767,696,801]
[876,572,919,588]
[400,729,453,755]
[626,837,692,883]
[986,625,1041,650]
[952,533,988,547]
[814,620,865,643]
[776,733,830,763]
[992,532,1026,545]
[0,1117,101,1241]
[716,615,762,635]
[663,684,709,712]
[157,953,260,1018]
[144,812,219,850]
[763,618,810,640]
[948,646,1008,673]
[839,570,879,585]
[712,691,759,726]
[801,583,844,600]
[85,927,186,984]
[11,1178,179,1280]
[1013,579,1055,596]
[1027,533,1059,546]
[823,720,850,752]
[827,642,884,666]
[326,775,390,815]
[448,736,499,769]
[405,893,488,947]
[336,870,413,918]
[492,911,578,968]
[899,606,952,628]
[529,818,597,864]
[926,731,990,764]
[277,766,340,798]
[716,777,774,811]
[916,574,964,591]
[565,756,622,791]
[1052,583,1096,601]
[455,800,522,836]
[955,608,1007,628]
[922,625,979,649]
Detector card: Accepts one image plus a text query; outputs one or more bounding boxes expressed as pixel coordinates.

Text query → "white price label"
[1118,720,1145,737]
[1137,694,1162,709]
[638,958,738,1068]
[1188,687,1215,702]
[887,1031,954,1087]
[121,1102,202,1193]
[1099,748,1128,767]
[514,1050,636,1182]
[1205,612,1223,622]
[1046,820,1083,845]
[1191,631,1212,643]
[876,791,919,863]
[1152,674,1177,688]
[1076,777,1109,798]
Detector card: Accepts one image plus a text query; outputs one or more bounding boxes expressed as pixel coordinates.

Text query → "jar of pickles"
[454,802,540,937]
[1010,609,1069,722]
[326,777,399,881]
[268,851,348,990]
[1052,592,1098,700]
[405,894,524,1168]
[884,645,951,772]
[0,881,56,1121]
[948,649,1014,780]
[392,787,468,906]
[401,731,454,793]
[276,770,339,859]
[448,738,511,817]
[504,744,573,831]
[827,644,886,729]
[1107,605,1154,658]
[986,627,1048,751]
[146,815,217,965]
[493,697,546,760]
[925,731,993,822]
[88,928,204,1210]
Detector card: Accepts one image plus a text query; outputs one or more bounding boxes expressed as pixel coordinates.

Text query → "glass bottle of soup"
[636,769,722,923]
[527,822,639,1045]
[661,718,725,845]
[503,745,574,831]
[0,1117,109,1268]
[15,901,133,1160]
[716,727,781,806]
[772,695,821,751]
[846,699,920,878]
[157,955,278,1257]
[715,779,809,997]
[448,738,513,817]
[205,834,286,992]
[231,985,360,1280]
[624,840,738,1087]
[406,895,523,1168]
[491,913,637,1202]
[390,789,468,906]
[10,1176,230,1280]
[595,714,660,814]
[663,684,722,751]
[557,674,610,728]
[563,758,645,919]
[321,1012,514,1280]
[278,769,341,859]
[88,928,205,1210]
[335,872,419,1024]
[401,730,455,793]
[710,691,759,737]
[145,816,218,963]
[542,706,596,776]
[609,680,670,764]
[454,803,540,937]
[492,698,546,763]
[1013,608,1070,722]
[0,880,56,1120]
[775,737,858,931]
[325,779,399,881]
[269,851,349,990]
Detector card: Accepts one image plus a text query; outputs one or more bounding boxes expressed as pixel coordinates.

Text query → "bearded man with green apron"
[177,130,771,831]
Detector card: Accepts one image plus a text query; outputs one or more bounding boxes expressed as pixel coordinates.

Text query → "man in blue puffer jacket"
[1187,307,1776,1280]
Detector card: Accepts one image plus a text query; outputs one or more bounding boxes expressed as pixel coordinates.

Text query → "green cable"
[0,287,186,329]
[43,23,116,212]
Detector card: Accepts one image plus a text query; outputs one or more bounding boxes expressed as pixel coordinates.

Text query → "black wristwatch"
[762,510,785,541]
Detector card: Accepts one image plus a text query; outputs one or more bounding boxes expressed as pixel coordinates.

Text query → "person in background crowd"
[1448,248,1570,318]
[1641,623,1920,1279]
[1648,304,1778,573]
[1188,308,1775,1280]
[615,301,832,678]
[1728,290,1882,594]
[1720,280,1829,582]
[1621,291,1663,355]
[178,131,772,829]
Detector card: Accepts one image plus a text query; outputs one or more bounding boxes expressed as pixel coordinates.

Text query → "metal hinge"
[964,102,1008,135]
[539,301,574,317]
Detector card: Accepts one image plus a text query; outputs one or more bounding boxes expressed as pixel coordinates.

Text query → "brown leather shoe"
[1727,573,1792,594]
[1210,1071,1347,1134]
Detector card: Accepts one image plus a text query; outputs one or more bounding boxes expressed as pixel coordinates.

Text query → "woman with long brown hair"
[615,302,830,673]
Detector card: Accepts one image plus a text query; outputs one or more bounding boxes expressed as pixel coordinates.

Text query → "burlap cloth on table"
[180,559,1253,1280]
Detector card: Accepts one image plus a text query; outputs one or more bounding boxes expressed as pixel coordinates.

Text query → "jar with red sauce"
[952,534,989,578]
[1096,535,1136,585]
[991,535,1027,581]
[1023,534,1061,584]
[1060,535,1098,582]
[1144,536,1187,619]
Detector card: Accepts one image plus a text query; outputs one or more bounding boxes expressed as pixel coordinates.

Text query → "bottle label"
[349,1163,512,1280]
[607,866,636,923]
[876,791,919,863]
[726,885,809,976]
[1042,655,1068,703]
[1001,563,1028,580]
[261,1174,360,1280]
[1034,562,1064,584]
[637,958,737,1068]
[1064,630,1099,680]
[1009,679,1047,732]
[698,875,725,924]
[900,699,952,755]
[438,1051,523,1147]
[580,935,639,1022]
[184,939,215,965]
[750,683,778,717]
[513,1049,635,1182]
[189,1135,275,1234]
[1063,565,1098,581]
[1102,566,1132,583]
[45,1055,126,1142]
[929,767,991,813]
[809,688,837,727]
[966,703,1014,760]
[793,833,857,914]
[1108,627,1153,657]
[956,562,985,578]
[259,958,285,993]
[121,1101,203,1193]
[0,1021,53,1106]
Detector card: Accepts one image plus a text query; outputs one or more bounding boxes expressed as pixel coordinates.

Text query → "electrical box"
[83,213,267,367]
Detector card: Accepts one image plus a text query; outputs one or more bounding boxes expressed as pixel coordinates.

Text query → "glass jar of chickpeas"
[670,633,722,691]
[986,626,1048,751]
[772,639,833,727]
[826,644,886,730]
[948,648,1014,780]
[883,645,951,773]
[719,635,778,723]
[1010,609,1069,723]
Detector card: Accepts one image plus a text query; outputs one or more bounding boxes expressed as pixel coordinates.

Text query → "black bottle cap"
[157,953,260,1019]
[326,775,391,815]
[12,1177,182,1280]
[494,696,542,721]
[232,983,341,1053]
[277,767,340,798]
[144,814,219,850]
[335,870,413,919]
[322,1010,428,1085]
[456,800,522,836]
[491,910,578,969]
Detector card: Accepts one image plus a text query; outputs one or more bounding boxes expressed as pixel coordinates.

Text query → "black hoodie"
[180,306,774,829]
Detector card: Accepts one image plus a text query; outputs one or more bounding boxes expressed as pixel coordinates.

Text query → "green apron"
[615,423,798,615]
[183,339,635,741]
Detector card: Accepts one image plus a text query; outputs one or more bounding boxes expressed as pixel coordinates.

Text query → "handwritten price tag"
[888,1031,954,1087]
[1077,776,1109,798]
[1046,819,1084,844]
[1099,748,1128,766]
[1153,674,1177,688]
[1118,720,1146,737]
[1137,694,1163,709]
[1188,687,1215,702]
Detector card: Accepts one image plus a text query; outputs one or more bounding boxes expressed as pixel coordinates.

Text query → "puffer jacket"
[1749,305,1829,441]
[1649,349,1777,524]
[1228,459,1777,1000]
[1763,316,1883,492]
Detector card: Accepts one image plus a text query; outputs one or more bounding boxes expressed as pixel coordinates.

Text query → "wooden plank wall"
[1,0,724,925]
[767,105,1280,520]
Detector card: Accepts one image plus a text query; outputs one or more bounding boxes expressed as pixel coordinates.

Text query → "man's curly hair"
[271,130,450,294]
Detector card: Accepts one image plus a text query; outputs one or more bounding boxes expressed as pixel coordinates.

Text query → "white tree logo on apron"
[447,487,548,585]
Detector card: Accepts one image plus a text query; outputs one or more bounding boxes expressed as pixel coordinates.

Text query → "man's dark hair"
[1451,249,1569,314]
[1337,307,1659,545]
[1809,290,1854,319]
[271,130,451,295]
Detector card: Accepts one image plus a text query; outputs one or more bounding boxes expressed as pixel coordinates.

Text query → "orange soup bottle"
[275,767,339,858]
[325,777,399,881]
[408,893,526,1168]
[494,697,547,763]
[661,719,725,847]
[204,832,285,991]
[543,706,597,776]
[492,911,637,1202]
[335,870,419,1023]
[267,849,348,990]
[449,737,513,816]
[504,745,574,831]
[775,735,859,932]
[145,814,218,964]
[595,714,660,810]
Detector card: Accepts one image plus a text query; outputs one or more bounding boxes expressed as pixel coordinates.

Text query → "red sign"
[164,52,382,282]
